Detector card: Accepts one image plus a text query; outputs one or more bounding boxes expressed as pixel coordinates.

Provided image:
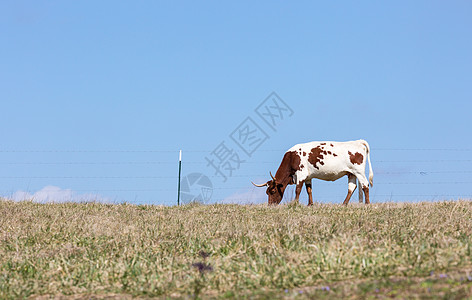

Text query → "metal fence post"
[177,150,182,206]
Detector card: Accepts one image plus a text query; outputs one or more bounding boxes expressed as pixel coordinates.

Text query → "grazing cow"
[252,140,373,205]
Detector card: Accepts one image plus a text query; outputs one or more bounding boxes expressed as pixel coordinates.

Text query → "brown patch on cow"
[320,143,326,145]
[327,151,332,155]
[330,143,334,147]
[333,153,338,157]
[303,152,306,156]
[275,151,302,180]
[292,151,302,171]
[348,151,364,165]
[308,146,324,170]
[320,161,324,165]
[323,151,327,155]
[300,164,304,169]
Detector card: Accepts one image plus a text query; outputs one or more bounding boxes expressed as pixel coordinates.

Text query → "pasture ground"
[1,199,472,299]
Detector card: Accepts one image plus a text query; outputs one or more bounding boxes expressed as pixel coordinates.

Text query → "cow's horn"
[270,171,276,181]
[252,181,267,187]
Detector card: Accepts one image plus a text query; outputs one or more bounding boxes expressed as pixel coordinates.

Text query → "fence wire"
[1,148,471,203]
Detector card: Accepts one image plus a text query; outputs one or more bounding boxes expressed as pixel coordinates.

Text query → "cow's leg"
[363,185,370,204]
[305,180,313,206]
[353,172,370,205]
[294,181,304,203]
[342,174,357,205]
[358,179,364,203]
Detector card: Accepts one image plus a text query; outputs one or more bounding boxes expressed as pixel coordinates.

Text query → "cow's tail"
[360,140,373,187]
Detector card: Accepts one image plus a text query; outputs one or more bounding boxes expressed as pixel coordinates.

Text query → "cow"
[252,140,373,205]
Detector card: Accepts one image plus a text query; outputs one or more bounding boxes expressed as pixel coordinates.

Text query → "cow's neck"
[275,151,298,191]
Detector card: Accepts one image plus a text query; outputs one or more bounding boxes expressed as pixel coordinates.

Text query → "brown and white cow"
[253,140,373,205]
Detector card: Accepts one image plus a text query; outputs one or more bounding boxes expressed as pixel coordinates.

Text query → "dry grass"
[1,199,472,299]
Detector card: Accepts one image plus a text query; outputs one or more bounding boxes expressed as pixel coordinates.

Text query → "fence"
[0,148,471,205]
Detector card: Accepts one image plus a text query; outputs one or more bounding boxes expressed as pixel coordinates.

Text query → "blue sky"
[1,1,471,205]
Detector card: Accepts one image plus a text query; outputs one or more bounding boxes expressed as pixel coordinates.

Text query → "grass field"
[1,199,472,299]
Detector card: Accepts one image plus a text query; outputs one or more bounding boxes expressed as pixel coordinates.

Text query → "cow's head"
[252,172,285,205]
